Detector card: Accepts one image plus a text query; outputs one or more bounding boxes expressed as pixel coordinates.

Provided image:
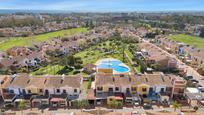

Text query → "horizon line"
[0,8,204,13]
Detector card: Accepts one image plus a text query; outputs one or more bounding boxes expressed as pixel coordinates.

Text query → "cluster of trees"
[72,100,89,110]
[199,27,204,38]
[85,20,95,29]
[144,15,204,25]
[46,49,83,75]
[0,17,43,28]
[107,99,123,109]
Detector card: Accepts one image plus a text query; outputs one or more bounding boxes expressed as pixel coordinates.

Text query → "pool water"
[97,59,129,73]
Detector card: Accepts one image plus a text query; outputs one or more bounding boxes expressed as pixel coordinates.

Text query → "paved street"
[142,39,204,87]
[3,105,204,115]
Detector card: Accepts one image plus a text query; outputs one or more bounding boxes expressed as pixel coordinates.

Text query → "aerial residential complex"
[0,1,204,115]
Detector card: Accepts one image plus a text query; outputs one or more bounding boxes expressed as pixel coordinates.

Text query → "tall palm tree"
[172,101,181,112]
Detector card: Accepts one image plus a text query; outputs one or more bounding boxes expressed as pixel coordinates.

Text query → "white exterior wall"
[45,87,80,95]
[121,86,131,93]
[45,88,55,94]
[154,85,166,93]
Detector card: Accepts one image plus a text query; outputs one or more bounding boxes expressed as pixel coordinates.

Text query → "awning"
[14,99,25,102]
[50,98,65,102]
[115,96,123,100]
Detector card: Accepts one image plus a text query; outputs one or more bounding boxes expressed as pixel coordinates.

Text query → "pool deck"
[95,58,130,74]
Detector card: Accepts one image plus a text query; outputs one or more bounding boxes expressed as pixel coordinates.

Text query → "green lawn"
[74,40,126,66]
[0,28,87,51]
[31,39,140,75]
[32,65,64,75]
[169,34,204,50]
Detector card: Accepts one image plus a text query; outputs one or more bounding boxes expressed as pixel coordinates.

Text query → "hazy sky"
[0,0,204,12]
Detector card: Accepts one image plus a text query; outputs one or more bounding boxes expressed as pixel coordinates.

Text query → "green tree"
[194,106,199,111]
[107,99,123,109]
[18,100,26,115]
[172,101,181,112]
[200,27,204,38]
[73,100,89,111]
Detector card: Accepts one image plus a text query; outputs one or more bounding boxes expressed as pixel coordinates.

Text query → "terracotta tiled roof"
[95,73,173,87]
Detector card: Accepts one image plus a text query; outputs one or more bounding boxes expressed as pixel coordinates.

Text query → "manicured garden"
[74,40,128,66]
[0,27,87,51]
[169,34,204,50]
[32,37,141,75]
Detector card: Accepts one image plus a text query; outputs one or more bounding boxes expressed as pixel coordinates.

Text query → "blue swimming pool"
[97,59,129,73]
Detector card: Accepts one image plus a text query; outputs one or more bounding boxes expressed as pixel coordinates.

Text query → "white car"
[131,111,139,115]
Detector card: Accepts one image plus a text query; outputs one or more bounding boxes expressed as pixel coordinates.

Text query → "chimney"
[44,78,47,84]
[160,72,165,82]
[61,74,65,83]
[129,77,131,82]
[145,78,148,82]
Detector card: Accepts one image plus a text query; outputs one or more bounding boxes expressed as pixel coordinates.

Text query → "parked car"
[132,95,141,106]
[143,103,153,109]
[190,79,199,84]
[200,99,204,105]
[196,84,203,90]
[184,76,193,80]
[131,111,140,115]
[199,88,204,92]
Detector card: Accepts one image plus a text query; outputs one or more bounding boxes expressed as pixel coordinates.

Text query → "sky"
[0,0,204,12]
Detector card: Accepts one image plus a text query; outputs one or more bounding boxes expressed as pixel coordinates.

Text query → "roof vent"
[129,77,132,82]
[27,79,30,84]
[145,78,148,82]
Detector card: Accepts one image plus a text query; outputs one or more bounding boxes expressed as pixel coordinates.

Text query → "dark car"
[184,76,193,80]
[143,103,153,109]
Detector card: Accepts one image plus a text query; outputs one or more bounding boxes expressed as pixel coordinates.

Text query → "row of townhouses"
[0,26,114,70]
[137,42,178,71]
[90,73,186,106]
[1,72,204,109]
[155,35,204,69]
[0,75,82,108]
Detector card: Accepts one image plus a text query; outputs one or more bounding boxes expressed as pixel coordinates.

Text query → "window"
[161,88,164,92]
[56,89,60,93]
[10,90,14,93]
[115,87,119,91]
[97,92,102,95]
[45,90,49,94]
[97,87,103,91]
[28,90,31,93]
[126,88,130,92]
[63,90,67,94]
[142,88,147,92]
[74,89,77,93]
[39,89,43,93]
[109,98,113,101]
[109,88,113,92]
[131,87,137,91]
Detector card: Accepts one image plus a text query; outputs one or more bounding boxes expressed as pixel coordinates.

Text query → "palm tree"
[78,100,89,112]
[172,101,181,112]
[193,106,199,112]
[18,100,26,115]
[122,43,126,62]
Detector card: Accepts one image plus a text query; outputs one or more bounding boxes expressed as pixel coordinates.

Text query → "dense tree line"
[0,17,43,28]
[199,27,204,38]
[144,15,204,25]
